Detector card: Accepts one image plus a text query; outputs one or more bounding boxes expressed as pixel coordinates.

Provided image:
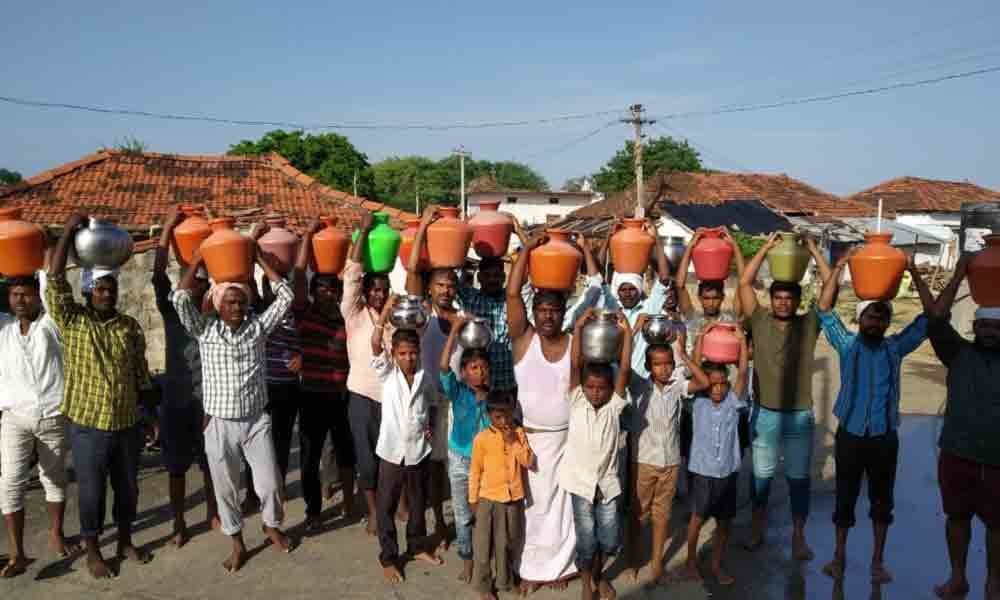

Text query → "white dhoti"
[519,428,577,583]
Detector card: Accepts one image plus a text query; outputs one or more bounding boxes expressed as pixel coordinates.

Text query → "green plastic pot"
[352,212,401,273]
[766,231,812,283]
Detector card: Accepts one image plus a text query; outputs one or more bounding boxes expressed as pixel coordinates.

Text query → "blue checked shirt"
[457,286,516,392]
[818,310,928,437]
[688,391,747,478]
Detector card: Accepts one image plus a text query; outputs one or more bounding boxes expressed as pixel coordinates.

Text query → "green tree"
[229,130,375,198]
[372,156,448,213]
[562,176,587,192]
[592,135,702,193]
[0,169,22,186]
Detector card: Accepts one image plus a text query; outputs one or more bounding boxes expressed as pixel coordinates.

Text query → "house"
[467,175,599,227]
[0,149,416,371]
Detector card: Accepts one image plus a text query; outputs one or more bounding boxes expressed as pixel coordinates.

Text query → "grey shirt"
[154,273,202,403]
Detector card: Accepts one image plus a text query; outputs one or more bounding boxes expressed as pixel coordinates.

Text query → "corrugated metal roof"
[840,218,949,245]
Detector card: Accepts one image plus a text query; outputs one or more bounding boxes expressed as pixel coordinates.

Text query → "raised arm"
[154,205,183,280]
[818,252,850,312]
[675,229,704,318]
[648,220,671,284]
[170,255,209,338]
[930,253,972,319]
[732,326,750,398]
[739,232,780,317]
[406,206,437,296]
[49,212,86,277]
[804,234,833,284]
[294,219,323,306]
[440,312,470,373]
[580,232,600,278]
[507,234,540,341]
[906,254,935,314]
[680,338,710,395]
[371,294,397,357]
[44,213,88,328]
[569,308,595,390]
[350,211,374,264]
[614,311,633,397]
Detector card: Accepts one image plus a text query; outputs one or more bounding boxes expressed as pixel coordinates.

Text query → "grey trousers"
[204,411,284,536]
[474,499,524,594]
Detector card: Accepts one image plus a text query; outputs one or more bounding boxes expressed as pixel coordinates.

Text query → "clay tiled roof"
[0,150,414,235]
[847,176,1000,213]
[573,171,872,219]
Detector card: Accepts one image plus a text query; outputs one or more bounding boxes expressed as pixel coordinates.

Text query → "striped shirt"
[295,301,349,392]
[457,286,515,392]
[170,281,294,419]
[265,312,301,384]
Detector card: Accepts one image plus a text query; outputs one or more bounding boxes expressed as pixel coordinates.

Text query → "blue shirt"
[688,391,746,478]
[818,310,928,437]
[440,370,490,458]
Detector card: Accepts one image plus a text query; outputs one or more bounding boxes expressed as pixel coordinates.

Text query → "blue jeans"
[448,450,474,560]
[570,493,621,572]
[750,406,814,518]
[69,422,142,538]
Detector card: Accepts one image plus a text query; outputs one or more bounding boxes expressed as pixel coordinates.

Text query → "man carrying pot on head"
[675,227,746,355]
[521,225,604,335]
[170,231,297,574]
[0,271,80,578]
[738,231,831,561]
[925,253,1000,600]
[154,206,218,548]
[46,212,158,579]
[343,210,395,536]
[292,220,354,534]
[816,251,934,584]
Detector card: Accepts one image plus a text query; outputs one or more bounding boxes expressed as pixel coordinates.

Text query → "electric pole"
[353,169,358,197]
[621,104,656,217]
[453,145,470,218]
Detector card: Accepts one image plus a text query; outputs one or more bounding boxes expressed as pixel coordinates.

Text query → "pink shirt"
[341,259,392,402]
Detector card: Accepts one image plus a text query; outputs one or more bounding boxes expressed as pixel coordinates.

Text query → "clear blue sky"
[2,0,999,196]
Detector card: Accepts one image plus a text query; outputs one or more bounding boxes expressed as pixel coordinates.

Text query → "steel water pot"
[581,310,624,364]
[458,317,493,349]
[389,295,428,330]
[641,314,680,345]
[73,218,133,269]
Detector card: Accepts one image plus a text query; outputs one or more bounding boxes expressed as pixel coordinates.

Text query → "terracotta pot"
[399,218,430,271]
[468,201,512,259]
[766,232,812,283]
[258,217,299,273]
[610,218,655,274]
[171,205,212,267]
[691,227,733,281]
[848,232,907,301]
[0,207,45,277]
[702,324,741,364]
[351,212,401,273]
[201,217,253,282]
[311,216,351,275]
[426,206,472,268]
[968,234,1000,307]
[529,229,582,291]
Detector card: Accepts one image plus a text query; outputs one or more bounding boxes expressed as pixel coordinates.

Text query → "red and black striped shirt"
[294,301,349,392]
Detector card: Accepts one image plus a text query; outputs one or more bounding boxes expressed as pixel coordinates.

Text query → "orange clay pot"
[468,201,513,259]
[426,206,473,268]
[311,216,351,275]
[399,217,430,271]
[848,232,907,301]
[258,217,299,274]
[610,218,655,274]
[201,217,253,283]
[171,205,211,267]
[968,234,1000,307]
[529,229,582,291]
[0,207,45,277]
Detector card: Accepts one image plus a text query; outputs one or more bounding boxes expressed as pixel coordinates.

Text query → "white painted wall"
[894,214,959,268]
[469,191,597,226]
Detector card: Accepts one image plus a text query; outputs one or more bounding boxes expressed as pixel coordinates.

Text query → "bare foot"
[644,561,663,585]
[0,556,29,578]
[712,565,734,585]
[435,525,451,553]
[209,514,222,531]
[871,563,893,584]
[170,521,190,548]
[581,580,596,600]
[323,483,336,501]
[519,581,541,596]
[412,551,444,566]
[383,563,404,584]
[50,534,81,557]
[457,559,473,583]
[548,579,569,591]
[792,537,814,562]
[598,579,617,599]
[117,543,152,564]
[822,558,845,580]
[934,576,970,598]
[222,548,247,574]
[262,526,296,553]
[682,561,703,582]
[87,554,114,579]
[365,512,377,536]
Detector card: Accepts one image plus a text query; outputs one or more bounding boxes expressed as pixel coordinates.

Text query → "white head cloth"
[80,267,119,293]
[611,272,644,300]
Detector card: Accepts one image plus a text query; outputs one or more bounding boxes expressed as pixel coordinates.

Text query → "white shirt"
[373,352,433,466]
[629,377,689,468]
[559,386,628,502]
[0,312,65,421]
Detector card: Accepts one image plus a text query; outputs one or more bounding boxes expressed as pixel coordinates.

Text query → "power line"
[522,120,619,161]
[654,122,751,173]
[653,65,1000,121]
[0,94,623,131]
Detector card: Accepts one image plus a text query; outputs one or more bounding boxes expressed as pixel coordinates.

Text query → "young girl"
[674,323,749,586]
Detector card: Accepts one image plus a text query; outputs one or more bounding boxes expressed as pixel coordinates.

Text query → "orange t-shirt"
[468,426,533,504]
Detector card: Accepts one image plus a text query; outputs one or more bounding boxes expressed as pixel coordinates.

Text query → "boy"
[625,316,710,584]
[439,312,492,583]
[560,308,632,600]
[674,324,749,585]
[469,392,534,599]
[371,295,443,584]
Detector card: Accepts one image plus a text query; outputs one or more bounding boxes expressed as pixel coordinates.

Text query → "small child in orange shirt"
[468,391,534,600]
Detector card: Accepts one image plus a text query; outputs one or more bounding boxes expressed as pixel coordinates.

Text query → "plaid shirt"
[44,273,152,431]
[170,281,294,419]
[457,286,515,391]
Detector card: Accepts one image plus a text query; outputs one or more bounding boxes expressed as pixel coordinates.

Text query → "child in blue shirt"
[439,313,492,585]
